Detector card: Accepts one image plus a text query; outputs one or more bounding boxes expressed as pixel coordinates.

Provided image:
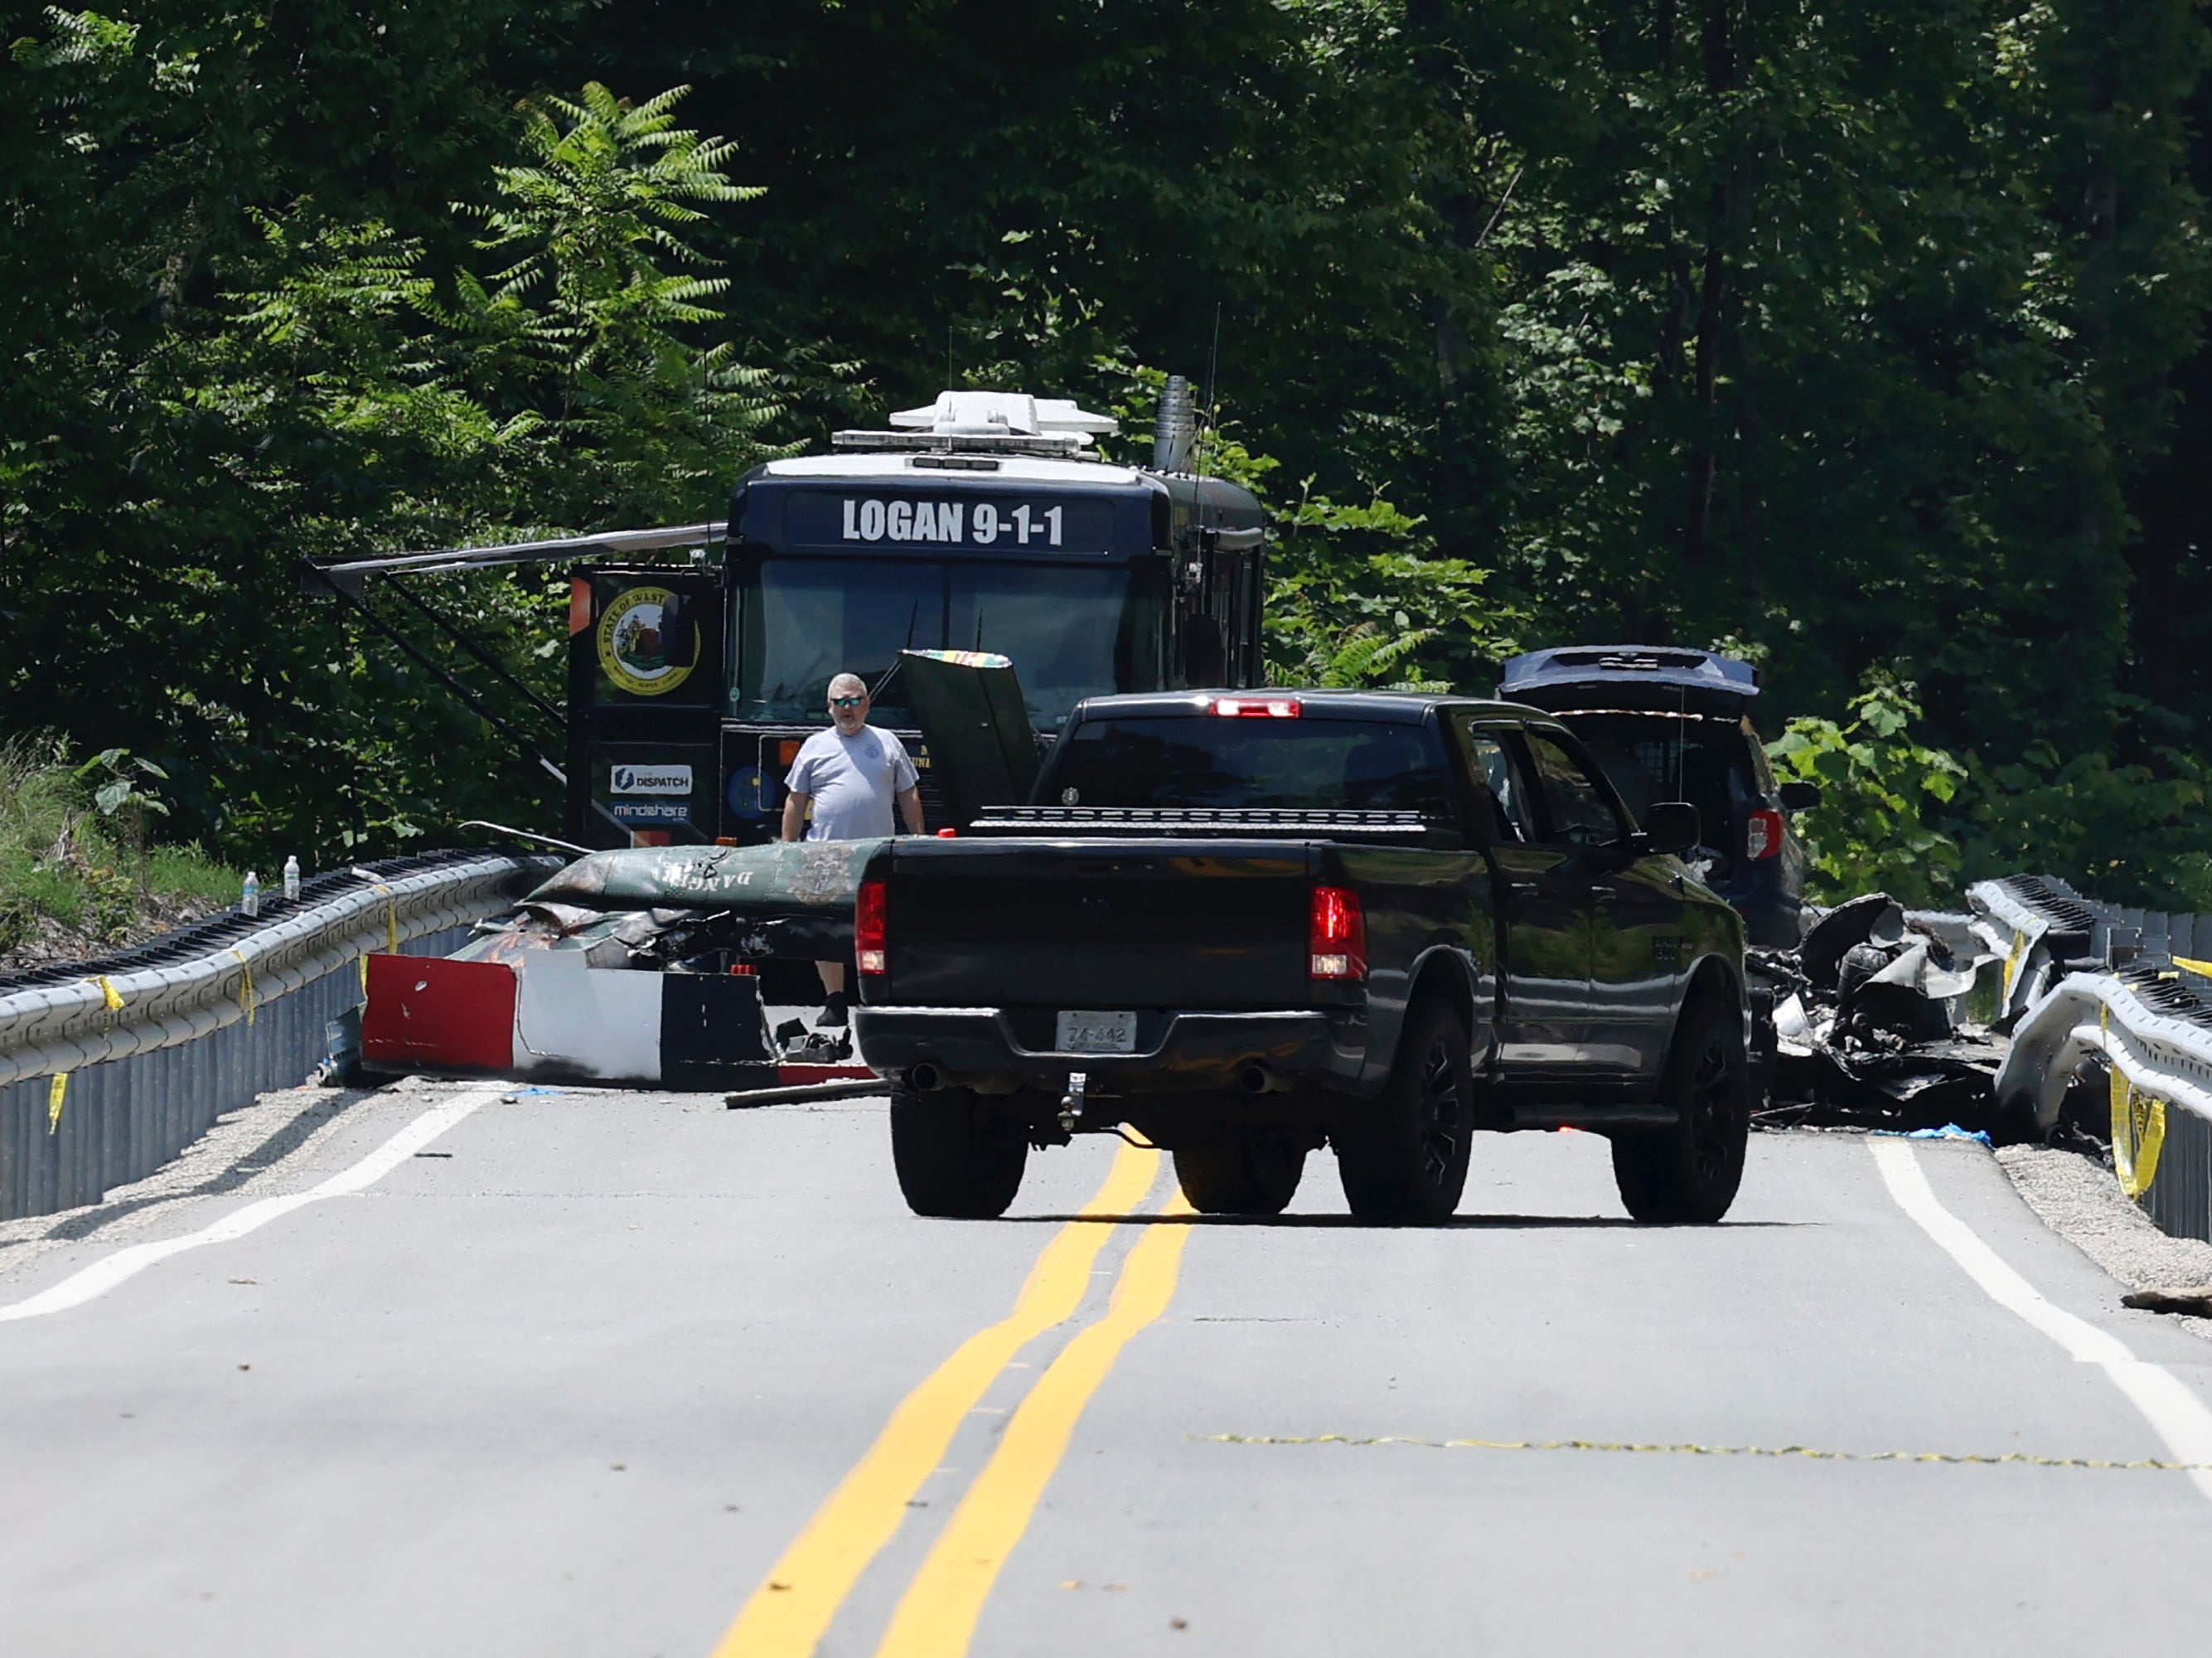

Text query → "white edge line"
[0,1087,501,1324]
[1870,1137,2212,1505]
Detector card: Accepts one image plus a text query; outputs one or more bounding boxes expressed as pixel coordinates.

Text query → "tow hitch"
[1059,1069,1089,1133]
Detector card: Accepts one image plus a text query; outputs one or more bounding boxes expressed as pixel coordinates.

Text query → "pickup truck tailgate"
[881,839,1318,1007]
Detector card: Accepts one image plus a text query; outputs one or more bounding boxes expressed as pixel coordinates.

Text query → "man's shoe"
[818,993,849,1028]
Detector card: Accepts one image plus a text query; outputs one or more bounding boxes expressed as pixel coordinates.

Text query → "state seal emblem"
[596,585,695,696]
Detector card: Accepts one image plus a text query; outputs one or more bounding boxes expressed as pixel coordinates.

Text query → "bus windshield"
[733,557,1164,730]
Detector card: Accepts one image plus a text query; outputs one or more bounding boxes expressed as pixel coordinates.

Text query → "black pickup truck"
[853,691,1750,1225]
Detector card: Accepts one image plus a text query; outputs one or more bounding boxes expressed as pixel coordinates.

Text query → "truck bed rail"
[968,806,1432,836]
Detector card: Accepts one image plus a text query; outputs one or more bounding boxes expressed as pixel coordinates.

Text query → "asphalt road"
[2,1075,2210,1657]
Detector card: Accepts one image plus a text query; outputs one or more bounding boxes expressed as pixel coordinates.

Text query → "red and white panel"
[360,952,866,1090]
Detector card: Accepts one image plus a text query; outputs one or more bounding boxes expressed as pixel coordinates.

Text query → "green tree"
[464,82,783,522]
[1767,676,1967,908]
[0,31,787,865]
[1095,362,1522,695]
[73,747,171,894]
[1960,743,2212,910]
[1266,486,1523,693]
[10,1,2212,909]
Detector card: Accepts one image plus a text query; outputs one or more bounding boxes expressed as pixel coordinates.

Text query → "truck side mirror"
[1641,801,1701,857]
[1778,779,1822,812]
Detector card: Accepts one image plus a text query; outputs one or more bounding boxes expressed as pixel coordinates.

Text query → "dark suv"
[1498,647,1818,948]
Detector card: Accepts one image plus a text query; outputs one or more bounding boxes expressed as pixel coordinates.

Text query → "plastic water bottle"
[241,871,259,918]
[282,856,301,902]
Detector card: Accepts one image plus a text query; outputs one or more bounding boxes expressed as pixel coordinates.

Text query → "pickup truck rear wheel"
[1336,998,1474,1224]
[890,1086,1028,1219]
[1173,1131,1306,1216]
[1610,996,1749,1224]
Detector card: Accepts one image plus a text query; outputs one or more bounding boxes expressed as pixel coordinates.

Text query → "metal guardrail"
[1977,875,2212,1244]
[1965,875,2102,1026]
[0,851,559,1221]
[2146,1098,2212,1247]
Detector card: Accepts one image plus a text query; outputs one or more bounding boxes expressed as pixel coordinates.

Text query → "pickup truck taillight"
[1212,695,1301,718]
[1746,808,1786,861]
[1310,885,1367,980]
[856,879,888,974]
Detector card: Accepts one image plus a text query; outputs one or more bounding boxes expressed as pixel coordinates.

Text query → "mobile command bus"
[306,382,1268,847]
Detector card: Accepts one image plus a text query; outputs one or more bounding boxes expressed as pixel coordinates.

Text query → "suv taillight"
[1310,885,1367,981]
[856,879,888,974]
[1746,808,1785,861]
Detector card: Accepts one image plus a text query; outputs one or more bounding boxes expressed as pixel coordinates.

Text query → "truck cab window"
[1525,734,1626,847]
[1045,716,1450,815]
[1463,730,1537,843]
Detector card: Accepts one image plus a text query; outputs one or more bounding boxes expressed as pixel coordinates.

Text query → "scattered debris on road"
[1755,892,2007,1134]
[2122,1286,2212,1316]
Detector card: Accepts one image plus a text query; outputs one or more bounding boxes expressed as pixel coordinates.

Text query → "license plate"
[1055,1011,1137,1054]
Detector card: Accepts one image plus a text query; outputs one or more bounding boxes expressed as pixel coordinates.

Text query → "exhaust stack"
[1154,375,1198,473]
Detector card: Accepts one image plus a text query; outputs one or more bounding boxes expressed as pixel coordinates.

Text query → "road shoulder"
[0,1075,461,1296]
[1996,1142,2212,1342]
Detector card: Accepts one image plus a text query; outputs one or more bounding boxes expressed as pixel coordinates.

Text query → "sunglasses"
[830,696,866,709]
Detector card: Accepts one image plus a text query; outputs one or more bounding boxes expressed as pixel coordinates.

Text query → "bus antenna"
[1202,303,1224,474]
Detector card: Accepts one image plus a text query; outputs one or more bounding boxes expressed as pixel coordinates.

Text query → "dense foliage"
[0,737,236,957]
[5,2,2211,905]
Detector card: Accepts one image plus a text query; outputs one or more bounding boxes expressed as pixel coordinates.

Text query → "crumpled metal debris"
[1755,892,2006,1132]
[773,1020,854,1064]
[448,839,886,973]
[529,839,886,913]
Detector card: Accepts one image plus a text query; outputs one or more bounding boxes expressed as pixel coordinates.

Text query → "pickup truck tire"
[1610,996,1749,1224]
[890,1086,1028,1219]
[1334,998,1475,1224]
[1173,1131,1306,1216]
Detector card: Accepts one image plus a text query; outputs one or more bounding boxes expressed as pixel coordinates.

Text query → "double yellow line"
[712,1142,1193,1658]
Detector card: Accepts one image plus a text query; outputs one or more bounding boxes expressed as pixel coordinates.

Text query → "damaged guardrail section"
[1979,875,2212,1245]
[0,851,558,1221]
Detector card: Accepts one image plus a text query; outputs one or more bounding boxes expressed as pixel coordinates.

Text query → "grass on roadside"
[0,736,240,961]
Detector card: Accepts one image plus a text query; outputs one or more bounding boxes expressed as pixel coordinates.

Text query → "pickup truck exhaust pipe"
[908,1061,944,1093]
[1238,1064,1286,1096]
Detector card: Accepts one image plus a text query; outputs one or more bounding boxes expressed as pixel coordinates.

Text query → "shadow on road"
[2,1085,382,1253]
[997,1211,1810,1230]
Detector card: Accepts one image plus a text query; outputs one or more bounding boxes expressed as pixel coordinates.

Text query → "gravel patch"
[1997,1143,2212,1344]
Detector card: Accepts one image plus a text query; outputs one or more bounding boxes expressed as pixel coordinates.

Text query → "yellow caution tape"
[2108,1031,2166,1200]
[2173,955,2212,980]
[1198,1433,2209,1473]
[46,1072,69,1134]
[372,882,398,954]
[359,954,370,993]
[88,975,123,1012]
[2001,926,2028,1001]
[230,948,257,1028]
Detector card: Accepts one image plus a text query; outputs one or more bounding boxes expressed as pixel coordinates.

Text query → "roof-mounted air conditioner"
[832,390,1119,457]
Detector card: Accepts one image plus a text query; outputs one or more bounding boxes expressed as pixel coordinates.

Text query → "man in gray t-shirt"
[782,672,924,1023]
